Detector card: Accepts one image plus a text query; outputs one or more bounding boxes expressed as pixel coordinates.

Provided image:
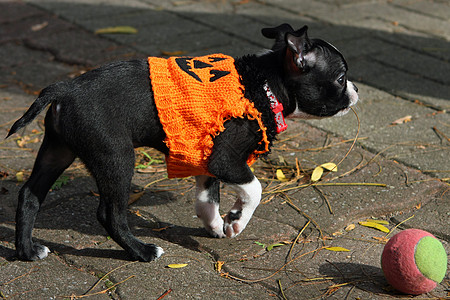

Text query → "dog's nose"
[353,83,358,93]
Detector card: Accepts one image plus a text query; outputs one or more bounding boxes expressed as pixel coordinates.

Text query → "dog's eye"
[337,74,346,86]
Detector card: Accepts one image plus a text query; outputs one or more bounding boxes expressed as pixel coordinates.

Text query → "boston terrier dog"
[7,24,358,262]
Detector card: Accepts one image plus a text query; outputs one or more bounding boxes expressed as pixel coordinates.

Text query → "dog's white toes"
[37,245,50,260]
[155,246,164,259]
[224,221,244,238]
[205,217,225,238]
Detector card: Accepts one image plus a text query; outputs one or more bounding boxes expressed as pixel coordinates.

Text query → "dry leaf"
[16,172,24,182]
[365,219,388,225]
[95,26,138,35]
[215,261,225,272]
[311,166,324,182]
[167,263,188,269]
[372,236,389,243]
[359,221,390,233]
[31,21,49,31]
[391,115,412,125]
[325,246,350,252]
[321,163,337,172]
[128,191,144,205]
[276,169,287,181]
[345,224,355,231]
[131,209,142,217]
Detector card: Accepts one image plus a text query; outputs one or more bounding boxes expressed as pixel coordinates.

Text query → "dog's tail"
[6,82,66,138]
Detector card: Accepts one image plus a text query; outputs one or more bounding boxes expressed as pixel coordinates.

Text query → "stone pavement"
[0,0,449,299]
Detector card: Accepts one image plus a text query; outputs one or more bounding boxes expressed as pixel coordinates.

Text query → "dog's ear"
[285,26,311,70]
[261,23,294,41]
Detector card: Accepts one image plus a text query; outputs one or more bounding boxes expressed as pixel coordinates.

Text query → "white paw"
[37,245,50,260]
[155,246,164,259]
[204,216,226,238]
[224,211,247,238]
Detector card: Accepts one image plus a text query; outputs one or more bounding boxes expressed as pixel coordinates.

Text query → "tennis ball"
[381,229,447,295]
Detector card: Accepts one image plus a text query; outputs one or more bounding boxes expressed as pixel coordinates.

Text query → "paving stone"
[1,1,449,299]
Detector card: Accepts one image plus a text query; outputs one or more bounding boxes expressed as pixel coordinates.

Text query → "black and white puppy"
[7,24,358,262]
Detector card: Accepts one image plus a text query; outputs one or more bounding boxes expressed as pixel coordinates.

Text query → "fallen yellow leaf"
[16,171,24,182]
[359,221,390,233]
[95,26,138,35]
[344,224,356,231]
[276,169,287,181]
[391,115,412,125]
[215,261,225,272]
[311,166,324,182]
[167,263,188,269]
[325,246,350,252]
[365,219,388,225]
[321,163,337,172]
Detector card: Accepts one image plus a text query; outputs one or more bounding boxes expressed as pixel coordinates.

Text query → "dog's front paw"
[223,210,247,238]
[204,217,226,238]
[17,243,50,261]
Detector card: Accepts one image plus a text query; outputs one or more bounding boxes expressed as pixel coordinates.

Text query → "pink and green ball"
[381,229,447,295]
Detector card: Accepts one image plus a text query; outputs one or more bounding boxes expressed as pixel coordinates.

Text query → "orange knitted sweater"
[148,54,269,178]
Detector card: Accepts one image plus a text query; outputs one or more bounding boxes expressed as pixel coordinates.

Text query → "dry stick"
[264,182,386,195]
[385,214,415,238]
[328,152,365,182]
[278,279,288,300]
[221,246,327,284]
[287,221,311,263]
[278,137,368,152]
[83,261,138,296]
[313,186,333,214]
[1,266,39,285]
[283,195,325,241]
[143,177,167,189]
[156,289,173,300]
[433,126,450,143]
[70,275,136,299]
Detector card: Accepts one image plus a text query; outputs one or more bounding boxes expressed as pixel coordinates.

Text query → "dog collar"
[264,82,287,133]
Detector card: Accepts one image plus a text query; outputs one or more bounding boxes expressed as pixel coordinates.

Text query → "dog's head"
[262,24,359,119]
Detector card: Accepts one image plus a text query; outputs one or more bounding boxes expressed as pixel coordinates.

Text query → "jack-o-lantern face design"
[175,56,231,83]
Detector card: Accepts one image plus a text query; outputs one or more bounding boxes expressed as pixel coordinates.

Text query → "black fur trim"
[234,54,280,154]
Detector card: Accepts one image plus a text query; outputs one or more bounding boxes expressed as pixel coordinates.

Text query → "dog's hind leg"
[16,132,76,260]
[195,176,225,238]
[87,144,163,262]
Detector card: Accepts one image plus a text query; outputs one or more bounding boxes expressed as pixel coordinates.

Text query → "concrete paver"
[1,0,449,299]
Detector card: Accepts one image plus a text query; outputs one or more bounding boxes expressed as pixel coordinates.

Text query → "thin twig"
[84,261,138,295]
[386,215,415,238]
[220,246,326,284]
[283,197,324,241]
[288,221,311,262]
[264,182,386,195]
[1,267,39,285]
[278,279,288,300]
[156,289,172,300]
[433,126,450,143]
[313,186,333,214]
